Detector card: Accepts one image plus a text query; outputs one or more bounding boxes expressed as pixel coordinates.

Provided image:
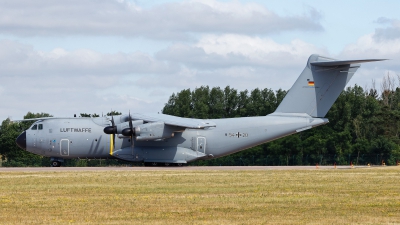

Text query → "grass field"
[0,167,399,224]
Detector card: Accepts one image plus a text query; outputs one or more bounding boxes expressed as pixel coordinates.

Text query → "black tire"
[177,163,183,167]
[51,161,61,167]
[144,162,159,167]
[164,163,170,166]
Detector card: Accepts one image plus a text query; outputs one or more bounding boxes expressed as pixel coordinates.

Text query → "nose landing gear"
[50,157,64,167]
[51,161,61,167]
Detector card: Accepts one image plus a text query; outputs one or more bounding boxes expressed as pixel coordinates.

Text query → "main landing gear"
[144,162,185,167]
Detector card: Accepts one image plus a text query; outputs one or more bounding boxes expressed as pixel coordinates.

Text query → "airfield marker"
[316,163,319,169]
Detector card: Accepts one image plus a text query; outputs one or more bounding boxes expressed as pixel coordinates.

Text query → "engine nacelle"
[103,120,144,135]
[117,120,144,134]
[135,122,174,141]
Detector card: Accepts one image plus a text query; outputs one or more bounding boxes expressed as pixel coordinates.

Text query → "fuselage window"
[31,124,38,130]
[38,124,43,130]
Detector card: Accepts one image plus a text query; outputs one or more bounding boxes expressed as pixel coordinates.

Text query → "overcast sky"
[1,0,399,120]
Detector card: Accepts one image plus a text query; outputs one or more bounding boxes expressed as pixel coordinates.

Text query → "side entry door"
[60,139,69,156]
[197,137,206,155]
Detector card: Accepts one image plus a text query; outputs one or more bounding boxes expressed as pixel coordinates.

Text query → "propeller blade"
[128,112,134,135]
[111,112,116,150]
[129,111,134,152]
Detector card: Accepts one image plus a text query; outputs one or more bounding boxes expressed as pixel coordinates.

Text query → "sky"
[1,0,400,120]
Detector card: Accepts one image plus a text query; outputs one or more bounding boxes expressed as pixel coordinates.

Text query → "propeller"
[120,111,135,155]
[121,111,135,149]
[104,111,137,156]
[121,112,134,134]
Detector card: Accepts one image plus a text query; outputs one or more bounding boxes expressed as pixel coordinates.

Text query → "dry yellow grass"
[0,167,399,224]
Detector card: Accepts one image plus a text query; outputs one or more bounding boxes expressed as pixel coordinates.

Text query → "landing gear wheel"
[177,163,183,167]
[144,162,160,167]
[164,163,170,166]
[51,161,61,167]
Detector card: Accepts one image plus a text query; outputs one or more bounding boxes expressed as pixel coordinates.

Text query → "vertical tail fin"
[275,54,385,117]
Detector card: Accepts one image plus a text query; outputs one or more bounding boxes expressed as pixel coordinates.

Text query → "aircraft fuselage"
[16,114,328,165]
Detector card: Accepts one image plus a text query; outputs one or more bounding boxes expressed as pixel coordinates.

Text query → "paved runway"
[0,165,368,172]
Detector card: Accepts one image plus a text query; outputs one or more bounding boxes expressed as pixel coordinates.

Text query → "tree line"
[1,75,399,166]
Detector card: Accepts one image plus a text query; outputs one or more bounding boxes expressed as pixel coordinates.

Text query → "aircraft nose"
[16,131,26,150]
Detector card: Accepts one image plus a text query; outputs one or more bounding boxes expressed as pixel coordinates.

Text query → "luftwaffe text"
[60,128,91,133]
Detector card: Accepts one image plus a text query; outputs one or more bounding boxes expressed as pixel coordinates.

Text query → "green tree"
[0,112,52,167]
[107,111,122,116]
[80,113,100,117]
[223,86,239,118]
[191,86,210,119]
[209,87,224,118]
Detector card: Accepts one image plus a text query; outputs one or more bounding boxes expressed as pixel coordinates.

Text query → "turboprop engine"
[103,114,175,141]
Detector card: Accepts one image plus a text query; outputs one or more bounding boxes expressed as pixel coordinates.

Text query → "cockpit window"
[31,124,37,130]
[38,124,43,130]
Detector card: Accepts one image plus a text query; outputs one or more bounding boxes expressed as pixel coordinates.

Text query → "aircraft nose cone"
[16,131,26,150]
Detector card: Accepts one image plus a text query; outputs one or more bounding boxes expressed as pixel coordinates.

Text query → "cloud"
[375,17,393,24]
[145,34,330,93]
[156,34,328,69]
[339,29,400,92]
[0,34,330,119]
[340,19,400,73]
[372,17,400,41]
[340,34,400,63]
[0,0,323,39]
[0,39,178,119]
[0,40,176,76]
[374,26,400,42]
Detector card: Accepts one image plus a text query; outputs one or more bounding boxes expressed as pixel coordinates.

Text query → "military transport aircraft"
[15,54,385,167]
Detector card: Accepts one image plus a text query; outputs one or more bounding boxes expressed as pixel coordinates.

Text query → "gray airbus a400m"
[15,54,385,167]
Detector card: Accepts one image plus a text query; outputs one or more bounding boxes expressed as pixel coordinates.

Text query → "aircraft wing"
[130,113,216,129]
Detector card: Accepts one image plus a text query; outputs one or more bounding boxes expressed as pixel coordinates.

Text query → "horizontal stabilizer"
[311,59,387,67]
